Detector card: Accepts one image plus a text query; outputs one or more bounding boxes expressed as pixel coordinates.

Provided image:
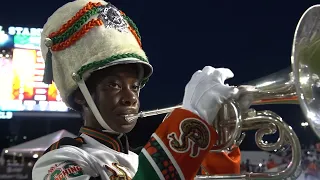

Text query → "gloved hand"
[182,66,238,125]
[219,85,255,122]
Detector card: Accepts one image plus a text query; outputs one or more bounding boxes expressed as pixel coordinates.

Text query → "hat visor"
[81,57,153,81]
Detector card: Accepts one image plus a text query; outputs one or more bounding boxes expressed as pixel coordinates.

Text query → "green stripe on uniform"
[132,151,161,180]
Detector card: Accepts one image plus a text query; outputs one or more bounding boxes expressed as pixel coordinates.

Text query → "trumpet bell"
[242,4,320,139]
[292,5,320,139]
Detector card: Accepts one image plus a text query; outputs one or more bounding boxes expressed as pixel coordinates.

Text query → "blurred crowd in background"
[239,143,320,179]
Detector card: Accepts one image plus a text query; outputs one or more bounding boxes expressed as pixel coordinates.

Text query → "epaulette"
[43,137,85,155]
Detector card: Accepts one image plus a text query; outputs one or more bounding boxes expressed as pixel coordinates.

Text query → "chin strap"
[117,133,124,139]
[77,79,119,134]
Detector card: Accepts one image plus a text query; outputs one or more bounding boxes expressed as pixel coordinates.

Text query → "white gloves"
[182,66,239,125]
[236,85,255,113]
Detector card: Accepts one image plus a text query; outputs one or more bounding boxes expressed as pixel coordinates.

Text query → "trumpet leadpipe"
[124,105,182,122]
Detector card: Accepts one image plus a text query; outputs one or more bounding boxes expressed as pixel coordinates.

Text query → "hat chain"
[51,19,103,51]
[48,2,102,38]
[120,11,142,47]
[50,6,102,45]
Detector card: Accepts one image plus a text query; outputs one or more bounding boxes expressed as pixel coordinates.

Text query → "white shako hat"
[41,0,153,133]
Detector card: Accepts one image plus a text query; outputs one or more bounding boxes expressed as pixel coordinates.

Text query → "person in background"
[240,161,246,173]
[261,159,266,172]
[305,160,318,179]
[267,157,277,170]
[245,159,251,172]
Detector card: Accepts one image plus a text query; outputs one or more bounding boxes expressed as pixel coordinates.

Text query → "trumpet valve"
[246,108,257,117]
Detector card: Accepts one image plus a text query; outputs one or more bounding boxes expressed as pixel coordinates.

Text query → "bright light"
[307,111,316,120]
[300,76,309,85]
[0,112,13,119]
[259,163,262,167]
[301,122,309,127]
[4,150,8,153]
[33,154,38,158]
[0,32,8,44]
[5,112,12,119]
[256,81,276,88]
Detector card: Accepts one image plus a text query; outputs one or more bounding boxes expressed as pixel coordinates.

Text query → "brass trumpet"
[125,4,320,180]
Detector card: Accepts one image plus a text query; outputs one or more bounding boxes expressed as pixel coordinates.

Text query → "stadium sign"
[0,26,42,37]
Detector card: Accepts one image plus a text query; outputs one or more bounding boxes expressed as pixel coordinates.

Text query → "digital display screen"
[0,26,69,112]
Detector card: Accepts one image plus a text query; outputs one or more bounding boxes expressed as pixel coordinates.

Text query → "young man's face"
[82,64,141,133]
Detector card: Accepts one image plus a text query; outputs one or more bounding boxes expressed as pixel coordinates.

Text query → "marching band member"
[32,0,251,179]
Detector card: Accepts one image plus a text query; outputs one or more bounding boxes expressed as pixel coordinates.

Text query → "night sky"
[0,0,319,151]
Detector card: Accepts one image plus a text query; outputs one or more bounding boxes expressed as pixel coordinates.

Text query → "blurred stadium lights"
[0,26,8,45]
[301,122,309,127]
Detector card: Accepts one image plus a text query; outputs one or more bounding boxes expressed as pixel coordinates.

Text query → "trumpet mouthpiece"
[124,114,139,122]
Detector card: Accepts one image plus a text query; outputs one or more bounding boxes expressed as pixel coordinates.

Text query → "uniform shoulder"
[43,136,85,155]
[36,144,89,166]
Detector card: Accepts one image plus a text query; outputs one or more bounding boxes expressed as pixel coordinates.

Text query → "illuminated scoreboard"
[0,26,69,112]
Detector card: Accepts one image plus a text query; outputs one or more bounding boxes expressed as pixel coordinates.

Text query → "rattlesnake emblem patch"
[167,118,210,158]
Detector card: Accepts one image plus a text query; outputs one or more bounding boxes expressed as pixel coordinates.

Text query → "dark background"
[0,0,319,151]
